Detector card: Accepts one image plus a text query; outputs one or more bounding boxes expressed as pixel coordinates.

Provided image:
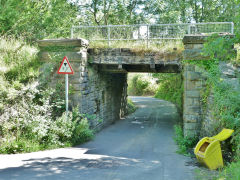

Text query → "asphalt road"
[0,97,197,180]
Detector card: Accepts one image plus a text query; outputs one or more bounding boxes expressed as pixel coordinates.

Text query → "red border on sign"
[57,56,74,74]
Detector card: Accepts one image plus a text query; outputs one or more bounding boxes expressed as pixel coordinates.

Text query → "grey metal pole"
[147,25,149,48]
[108,26,110,47]
[231,22,234,34]
[65,74,69,116]
[188,25,191,34]
[71,27,73,39]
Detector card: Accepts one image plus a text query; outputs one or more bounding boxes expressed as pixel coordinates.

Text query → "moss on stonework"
[39,46,79,52]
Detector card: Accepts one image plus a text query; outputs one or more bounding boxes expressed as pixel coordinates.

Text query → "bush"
[0,1,79,41]
[185,35,240,178]
[0,37,94,154]
[0,85,94,154]
[154,73,183,111]
[128,73,157,96]
[71,108,94,145]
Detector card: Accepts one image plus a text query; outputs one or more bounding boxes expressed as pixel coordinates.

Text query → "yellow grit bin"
[194,128,234,170]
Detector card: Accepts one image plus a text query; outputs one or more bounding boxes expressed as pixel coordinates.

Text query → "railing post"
[231,22,234,34]
[71,26,74,38]
[188,25,191,34]
[108,26,110,47]
[147,25,149,48]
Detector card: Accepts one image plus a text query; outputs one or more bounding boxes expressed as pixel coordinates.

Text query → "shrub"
[185,34,240,178]
[154,73,183,111]
[71,108,94,145]
[0,37,94,154]
[128,73,157,96]
[0,82,94,154]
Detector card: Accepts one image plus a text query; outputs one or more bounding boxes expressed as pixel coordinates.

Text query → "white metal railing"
[71,22,234,47]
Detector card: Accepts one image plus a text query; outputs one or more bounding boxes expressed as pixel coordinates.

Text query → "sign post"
[65,74,68,115]
[57,56,74,116]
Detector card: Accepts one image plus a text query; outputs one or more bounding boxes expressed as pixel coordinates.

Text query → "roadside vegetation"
[1,0,240,178]
[128,73,158,96]
[0,37,93,154]
[126,99,137,115]
[154,73,183,112]
[126,34,240,178]
[173,125,198,156]
[187,34,240,179]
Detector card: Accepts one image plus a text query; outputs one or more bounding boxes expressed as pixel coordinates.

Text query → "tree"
[0,0,79,41]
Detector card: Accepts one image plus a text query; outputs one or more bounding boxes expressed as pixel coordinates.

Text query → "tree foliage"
[0,0,79,41]
[1,0,240,41]
[77,0,240,25]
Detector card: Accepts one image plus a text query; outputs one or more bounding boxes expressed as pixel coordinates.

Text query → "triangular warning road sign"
[57,56,74,74]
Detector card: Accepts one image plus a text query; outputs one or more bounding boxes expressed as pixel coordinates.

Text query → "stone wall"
[183,34,236,137]
[200,62,240,137]
[182,35,208,137]
[38,39,128,131]
[183,65,205,137]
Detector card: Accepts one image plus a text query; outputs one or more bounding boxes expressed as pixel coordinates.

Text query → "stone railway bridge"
[38,35,234,137]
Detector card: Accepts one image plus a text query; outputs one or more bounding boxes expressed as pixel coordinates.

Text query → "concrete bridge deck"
[88,48,182,73]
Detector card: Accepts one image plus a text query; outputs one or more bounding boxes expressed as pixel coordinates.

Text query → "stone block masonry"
[183,64,205,137]
[182,35,208,137]
[38,39,128,131]
[182,34,236,137]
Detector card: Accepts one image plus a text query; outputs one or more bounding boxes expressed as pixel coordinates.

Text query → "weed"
[90,39,184,55]
[174,125,198,155]
[126,99,137,115]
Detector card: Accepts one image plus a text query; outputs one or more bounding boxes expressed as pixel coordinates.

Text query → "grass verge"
[126,99,137,115]
[174,125,198,156]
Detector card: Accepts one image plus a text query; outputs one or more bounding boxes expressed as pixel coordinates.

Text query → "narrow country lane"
[0,97,197,180]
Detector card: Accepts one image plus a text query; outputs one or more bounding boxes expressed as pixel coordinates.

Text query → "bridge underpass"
[38,36,210,137]
[3,23,232,180]
[37,22,235,137]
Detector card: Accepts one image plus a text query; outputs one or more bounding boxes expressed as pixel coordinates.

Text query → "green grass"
[217,160,240,179]
[154,73,183,112]
[0,36,40,84]
[126,99,137,115]
[195,160,240,180]
[90,39,184,55]
[174,125,198,155]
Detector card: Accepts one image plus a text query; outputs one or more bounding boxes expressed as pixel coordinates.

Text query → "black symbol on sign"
[64,63,67,66]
